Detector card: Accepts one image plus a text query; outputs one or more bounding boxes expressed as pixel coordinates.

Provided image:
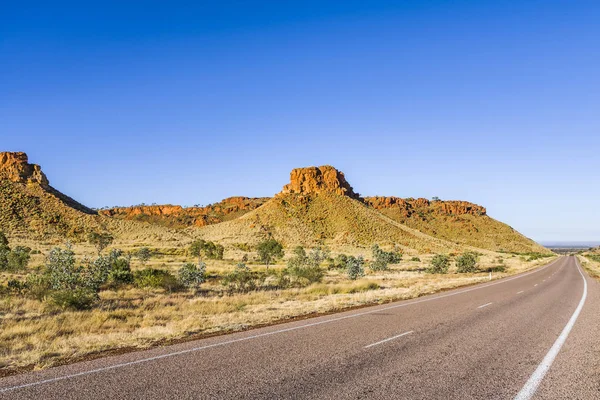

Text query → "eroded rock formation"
[0,152,49,186]
[365,196,486,217]
[280,166,359,199]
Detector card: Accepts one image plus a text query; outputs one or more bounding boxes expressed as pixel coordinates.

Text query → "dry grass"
[0,250,556,373]
[578,253,600,279]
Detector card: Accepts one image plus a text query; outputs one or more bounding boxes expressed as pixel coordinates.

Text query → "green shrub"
[486,265,507,273]
[328,254,349,270]
[178,262,206,289]
[136,247,152,266]
[427,254,449,274]
[50,288,97,310]
[410,257,421,262]
[7,246,31,271]
[189,240,225,261]
[134,268,182,291]
[285,247,325,286]
[370,244,402,271]
[257,239,284,268]
[347,256,365,280]
[456,252,479,273]
[222,263,261,294]
[6,279,27,295]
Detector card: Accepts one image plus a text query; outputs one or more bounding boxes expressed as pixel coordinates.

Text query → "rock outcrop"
[0,152,49,186]
[280,166,359,199]
[365,197,486,217]
[100,197,270,228]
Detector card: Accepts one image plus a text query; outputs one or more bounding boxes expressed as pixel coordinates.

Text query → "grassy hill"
[365,196,546,253]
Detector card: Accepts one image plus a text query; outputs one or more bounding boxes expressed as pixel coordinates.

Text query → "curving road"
[1,256,599,399]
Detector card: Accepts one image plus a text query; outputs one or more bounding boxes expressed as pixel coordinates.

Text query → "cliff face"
[365,196,486,217]
[280,166,360,199]
[99,197,270,228]
[0,152,49,186]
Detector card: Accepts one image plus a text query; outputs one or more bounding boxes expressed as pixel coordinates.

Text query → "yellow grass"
[0,251,556,373]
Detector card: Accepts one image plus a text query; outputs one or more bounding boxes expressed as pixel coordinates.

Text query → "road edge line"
[513,257,588,400]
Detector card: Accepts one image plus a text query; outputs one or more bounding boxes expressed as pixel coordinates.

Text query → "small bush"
[487,265,507,273]
[136,247,152,266]
[410,256,421,262]
[222,263,261,293]
[50,288,97,310]
[427,254,449,274]
[328,254,349,270]
[347,256,365,280]
[7,246,31,271]
[456,252,478,273]
[134,268,182,291]
[189,240,225,261]
[178,262,206,289]
[370,244,402,271]
[285,247,325,286]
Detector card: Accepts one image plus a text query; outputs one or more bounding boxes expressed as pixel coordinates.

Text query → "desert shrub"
[523,252,554,261]
[7,246,32,271]
[328,254,349,270]
[134,268,182,291]
[6,279,27,295]
[178,262,206,289]
[410,256,421,262]
[285,246,325,286]
[222,263,261,294]
[0,233,33,271]
[105,250,134,287]
[370,244,402,271]
[189,240,224,261]
[586,254,600,263]
[88,232,114,254]
[486,265,507,273]
[0,234,10,270]
[50,288,97,310]
[456,252,479,273]
[426,254,450,274]
[136,247,152,266]
[346,256,365,280]
[257,239,284,268]
[23,245,110,309]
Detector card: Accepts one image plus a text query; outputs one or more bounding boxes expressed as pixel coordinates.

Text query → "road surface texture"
[1,256,599,399]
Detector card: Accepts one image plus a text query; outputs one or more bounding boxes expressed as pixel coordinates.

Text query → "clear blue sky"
[2,1,599,243]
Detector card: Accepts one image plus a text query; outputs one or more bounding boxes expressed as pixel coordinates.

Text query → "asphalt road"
[1,255,598,399]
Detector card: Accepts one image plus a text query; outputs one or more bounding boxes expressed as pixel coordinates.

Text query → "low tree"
[257,239,284,269]
[427,254,450,274]
[88,232,114,255]
[456,252,478,273]
[136,247,152,266]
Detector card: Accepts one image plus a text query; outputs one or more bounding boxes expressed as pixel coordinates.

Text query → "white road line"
[364,331,414,348]
[517,291,525,294]
[477,302,493,309]
[0,258,562,394]
[514,258,588,400]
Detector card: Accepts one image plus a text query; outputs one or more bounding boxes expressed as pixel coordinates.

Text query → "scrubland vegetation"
[0,232,557,374]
